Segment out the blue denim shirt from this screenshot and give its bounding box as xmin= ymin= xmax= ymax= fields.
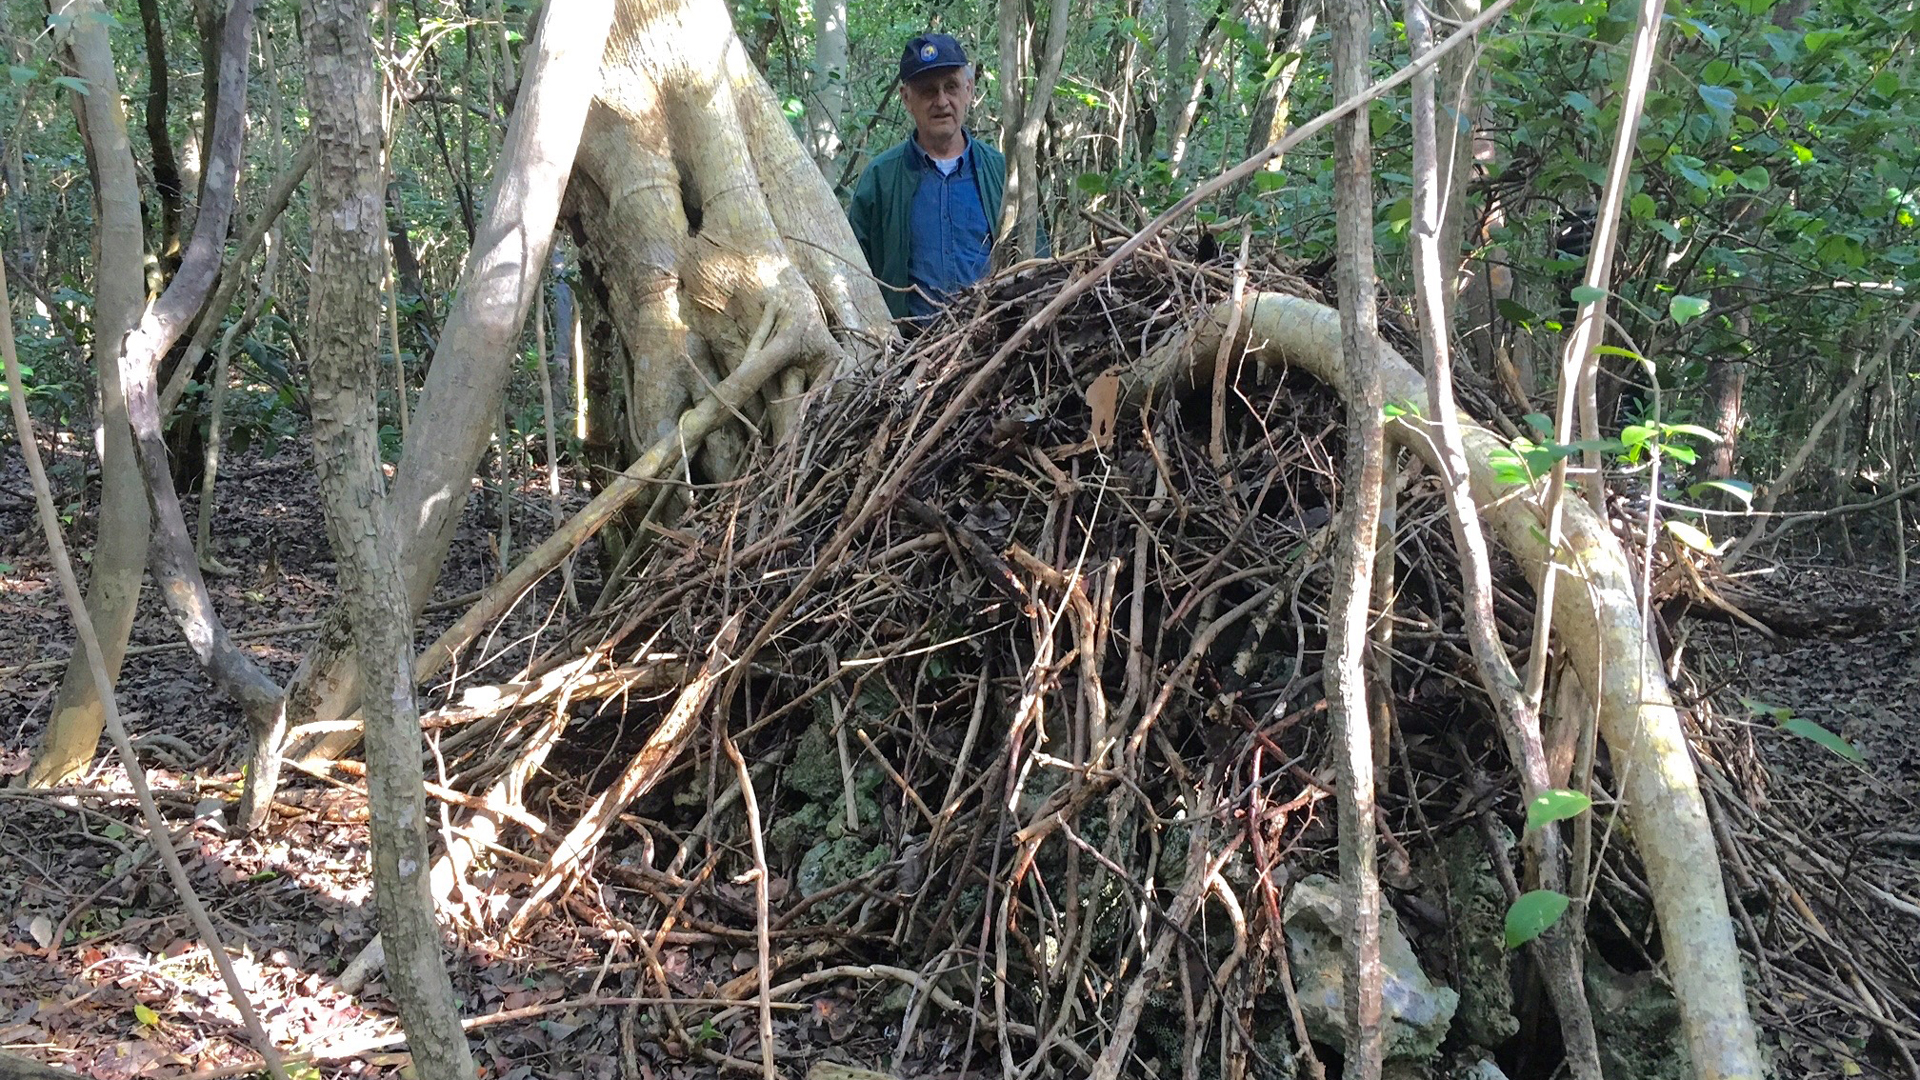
xmin=905 ymin=137 xmax=993 ymax=319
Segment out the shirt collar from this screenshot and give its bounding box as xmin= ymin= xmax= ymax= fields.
xmin=907 ymin=129 xmax=975 ymax=170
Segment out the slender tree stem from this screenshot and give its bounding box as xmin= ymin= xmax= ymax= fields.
xmin=1521 ymin=0 xmax=1667 ymax=707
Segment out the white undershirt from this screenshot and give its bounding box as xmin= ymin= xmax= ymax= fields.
xmin=933 ymin=154 xmax=962 ymax=176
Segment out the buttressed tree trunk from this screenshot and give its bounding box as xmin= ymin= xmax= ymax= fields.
xmin=276 ymin=0 xmax=887 ymax=770
xmin=27 ymin=0 xmax=153 ymax=788
xmin=564 ymin=0 xmax=890 ymax=481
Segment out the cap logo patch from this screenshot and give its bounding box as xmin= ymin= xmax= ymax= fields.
xmin=920 ymin=43 xmax=939 ymax=60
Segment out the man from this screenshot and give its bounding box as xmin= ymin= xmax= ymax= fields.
xmin=847 ymin=33 xmax=1043 ymax=321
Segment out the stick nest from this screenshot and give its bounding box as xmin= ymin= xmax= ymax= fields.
xmin=426 ymin=248 xmax=1914 ymax=1078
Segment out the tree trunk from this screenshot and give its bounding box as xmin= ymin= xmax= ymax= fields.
xmin=276 ymin=0 xmax=886 ymax=772
xmin=994 ymin=0 xmax=1070 ymax=266
xmin=1158 ymin=0 xmax=1190 ymax=159
xmin=561 ymin=0 xmax=888 ymax=477
xmin=804 ymin=0 xmax=847 ymax=172
xmin=1433 ymin=0 xmax=1479 ymax=311
xmin=300 ymin=0 xmax=480 ymax=1071
xmin=272 ymin=0 xmax=623 ymax=771
xmin=26 ymin=0 xmax=154 ymax=788
xmin=1327 ymin=0 xmax=1386 ymax=1071
xmin=137 ymin=0 xmax=184 ymax=271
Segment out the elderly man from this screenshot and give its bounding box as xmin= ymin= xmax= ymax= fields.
xmin=848 ymin=33 xmax=1042 ymax=321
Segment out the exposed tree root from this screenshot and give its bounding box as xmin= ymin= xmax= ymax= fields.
xmin=1130 ymin=291 xmax=1764 ymax=1080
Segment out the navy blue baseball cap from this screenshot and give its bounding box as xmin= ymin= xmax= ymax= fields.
xmin=899 ymin=33 xmax=969 ymax=83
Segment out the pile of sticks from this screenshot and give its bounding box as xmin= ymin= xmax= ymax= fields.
xmin=400 ymin=251 xmax=1905 ymax=1077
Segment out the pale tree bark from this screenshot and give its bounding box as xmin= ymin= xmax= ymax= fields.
xmin=994 ymin=0 xmax=1070 ymax=266
xmin=115 ymin=0 xmax=293 ymax=806
xmin=1405 ymin=0 xmax=1600 ymax=1073
xmin=1521 ymin=0 xmax=1666 ymax=703
xmin=1326 ymin=0 xmax=1385 ymax=1071
xmin=804 ymin=0 xmax=847 ymax=172
xmin=561 ymin=0 xmax=888 ymax=473
xmin=1166 ymin=0 xmax=1245 ymax=178
xmin=26 ymin=0 xmax=153 ymax=788
xmin=1433 ymin=0 xmax=1479 ymax=310
xmin=277 ymin=0 xmax=887 ymax=775
xmin=300 ymin=0 xmax=478 ymax=1073
xmin=1136 ymin=293 xmax=1766 ymax=1080
xmin=271 ymin=0 xmax=621 ymax=776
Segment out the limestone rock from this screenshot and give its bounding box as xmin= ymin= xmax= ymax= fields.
xmin=1284 ymin=873 xmax=1460 ymax=1060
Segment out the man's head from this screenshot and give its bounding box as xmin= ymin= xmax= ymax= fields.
xmin=898 ymin=33 xmax=974 ymax=155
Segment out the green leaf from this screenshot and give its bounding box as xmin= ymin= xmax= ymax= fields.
xmin=1781 ymin=717 xmax=1864 ymax=763
xmin=1736 ymin=166 xmax=1771 ymax=192
xmin=52 ymin=75 xmax=89 ymax=96
xmin=1669 ymin=295 xmax=1711 ymax=324
xmin=1629 ymin=192 xmax=1656 ymax=220
xmin=1505 ymin=889 xmax=1572 ymax=949
xmin=1740 ymin=696 xmax=1793 ymax=721
xmin=7 ymin=64 xmax=33 ymax=85
xmin=1802 ymin=28 xmax=1844 ymax=51
xmin=1570 ymin=285 xmax=1607 ymax=305
xmin=1688 ymin=478 xmax=1755 ymax=505
xmin=1523 ymin=412 xmax=1555 ymax=437
xmin=133 ymin=1003 xmax=160 ymax=1026
xmin=1665 ymin=520 xmax=1721 ymax=554
xmin=1697 ymin=84 xmax=1737 ymax=115
xmin=1075 ymin=171 xmax=1109 ymax=195
xmin=1496 ymin=298 xmax=1538 ymax=325
xmin=1661 ymin=422 xmax=1720 ymax=442
xmin=1525 ymin=788 xmax=1593 ymax=832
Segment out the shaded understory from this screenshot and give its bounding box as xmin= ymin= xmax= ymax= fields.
xmin=3 ymin=250 xmax=1917 ymax=1080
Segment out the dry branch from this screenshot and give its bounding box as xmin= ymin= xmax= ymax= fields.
xmin=1134 ymin=292 xmax=1764 ymax=1080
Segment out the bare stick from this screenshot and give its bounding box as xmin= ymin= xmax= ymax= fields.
xmin=1402 ymin=0 xmax=1601 ymax=1072
xmin=0 ymin=237 xmax=291 ymax=1080
xmin=720 ymin=723 xmax=777 ymax=1080
xmin=503 ymin=616 xmax=740 ymax=940
xmin=1520 ymin=0 xmax=1666 ymax=706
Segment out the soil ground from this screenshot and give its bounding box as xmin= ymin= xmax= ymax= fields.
xmin=3 ymin=426 xmax=1918 ymax=1079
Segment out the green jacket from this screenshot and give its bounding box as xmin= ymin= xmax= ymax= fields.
xmin=847 ymin=134 xmax=1008 ymax=320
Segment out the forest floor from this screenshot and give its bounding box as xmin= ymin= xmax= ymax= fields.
xmin=3 ymin=426 xmax=1919 ymax=1080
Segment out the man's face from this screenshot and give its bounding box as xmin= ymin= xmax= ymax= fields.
xmin=901 ymin=66 xmax=973 ymax=148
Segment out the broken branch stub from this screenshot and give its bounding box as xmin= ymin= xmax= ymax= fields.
xmin=1128 ymin=292 xmax=1763 ymax=1080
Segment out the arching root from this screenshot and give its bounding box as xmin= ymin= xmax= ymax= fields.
xmin=1129 ymin=292 xmax=1763 ymax=1080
